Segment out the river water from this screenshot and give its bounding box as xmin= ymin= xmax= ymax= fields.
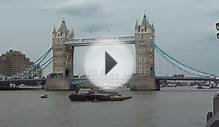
xmin=0 ymin=87 xmax=217 ymax=127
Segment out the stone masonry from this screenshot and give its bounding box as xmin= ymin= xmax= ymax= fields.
xmin=130 ymin=15 xmax=157 ymax=90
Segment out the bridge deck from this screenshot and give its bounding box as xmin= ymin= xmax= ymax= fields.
xmin=0 ymin=76 xmax=217 ymax=86
xmin=155 ymin=76 xmax=217 ymax=81
xmin=65 ymin=36 xmax=135 ymax=47
xmin=0 ymin=79 xmax=46 ymax=85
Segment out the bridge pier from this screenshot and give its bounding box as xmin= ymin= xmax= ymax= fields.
xmin=129 ymin=15 xmax=157 ymax=91
xmin=48 ymin=20 xmax=74 ymax=90
xmin=45 ymin=77 xmax=70 ymax=91
xmin=129 ymin=75 xmax=159 ymax=91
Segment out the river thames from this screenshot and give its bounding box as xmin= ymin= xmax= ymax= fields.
xmin=0 ymin=87 xmax=217 ymax=127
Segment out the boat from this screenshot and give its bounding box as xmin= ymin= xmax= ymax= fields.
xmin=69 ymin=93 xmax=131 ymax=102
xmin=110 ymin=96 xmax=132 ymax=101
xmin=196 ymin=85 xmax=205 ymax=89
xmin=196 ymin=85 xmax=219 ymax=89
xmin=40 ymin=94 xmax=48 ymax=98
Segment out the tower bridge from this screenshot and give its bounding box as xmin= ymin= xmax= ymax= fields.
xmin=0 ymin=14 xmax=217 ymax=91
xmin=50 ymin=14 xmax=156 ymax=91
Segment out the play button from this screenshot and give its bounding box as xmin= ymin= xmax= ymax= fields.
xmin=83 ymin=39 xmax=135 ymax=89
xmin=105 ymin=52 xmax=117 ymax=75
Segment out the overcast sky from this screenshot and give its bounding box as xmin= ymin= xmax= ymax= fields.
xmin=0 ymin=0 xmax=219 ymax=76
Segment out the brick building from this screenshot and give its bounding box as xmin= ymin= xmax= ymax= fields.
xmin=0 ymin=50 xmax=40 ymax=76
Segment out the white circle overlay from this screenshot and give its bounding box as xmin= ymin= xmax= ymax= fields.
xmin=83 ymin=39 xmax=135 ymax=89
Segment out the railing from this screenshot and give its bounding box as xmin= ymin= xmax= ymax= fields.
xmin=155 ymin=76 xmax=217 ymax=81
xmin=66 ymin=35 xmax=135 ymax=45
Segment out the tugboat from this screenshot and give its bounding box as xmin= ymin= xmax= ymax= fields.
xmin=40 ymin=94 xmax=48 ymax=98
xmin=196 ymin=85 xmax=205 ymax=89
xmin=109 ymin=95 xmax=132 ymax=101
xmin=69 ymin=88 xmax=131 ymax=102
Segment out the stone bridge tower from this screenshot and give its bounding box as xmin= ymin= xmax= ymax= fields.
xmin=52 ymin=20 xmax=74 ymax=77
xmin=130 ymin=15 xmax=158 ymax=90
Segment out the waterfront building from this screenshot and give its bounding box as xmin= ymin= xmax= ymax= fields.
xmin=0 ymin=50 xmax=41 ymax=77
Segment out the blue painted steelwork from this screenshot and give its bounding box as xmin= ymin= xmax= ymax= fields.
xmin=69 ymin=78 xmax=89 ymax=85
xmin=154 ymin=44 xmax=216 ymax=77
xmin=5 ymin=48 xmax=53 ymax=80
xmin=1 ymin=35 xmax=216 ymax=83
xmin=155 ymin=76 xmax=217 ymax=81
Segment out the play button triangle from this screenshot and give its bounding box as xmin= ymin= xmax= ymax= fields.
xmin=105 ymin=51 xmax=117 ymax=75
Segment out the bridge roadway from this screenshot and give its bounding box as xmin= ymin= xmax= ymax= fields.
xmin=69 ymin=76 xmax=219 ymax=85
xmin=0 ymin=79 xmax=46 ymax=86
xmin=155 ymin=76 xmax=218 ymax=81
xmin=65 ymin=36 xmax=135 ymax=47
xmin=0 ymin=76 xmax=218 ymax=86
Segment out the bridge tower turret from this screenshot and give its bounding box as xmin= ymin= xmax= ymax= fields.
xmin=130 ymin=14 xmax=158 ymax=90
xmin=52 ymin=20 xmax=74 ymax=78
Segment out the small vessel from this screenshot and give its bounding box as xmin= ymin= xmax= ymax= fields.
xmin=196 ymin=85 xmax=205 ymax=89
xmin=41 ymin=94 xmax=48 ymax=98
xmin=40 ymin=81 xmax=48 ymax=99
xmin=69 ymin=88 xmax=131 ymax=102
xmin=110 ymin=95 xmax=132 ymax=101
xmin=69 ymin=93 xmax=131 ymax=102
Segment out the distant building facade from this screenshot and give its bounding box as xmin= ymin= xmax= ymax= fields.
xmin=0 ymin=57 xmax=7 ymax=75
xmin=0 ymin=50 xmax=41 ymax=77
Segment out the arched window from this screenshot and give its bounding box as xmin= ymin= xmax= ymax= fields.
xmin=139 ymin=66 xmax=143 ymax=73
xmin=150 ymin=67 xmax=154 ymax=76
xmin=141 ymin=28 xmax=144 ymax=32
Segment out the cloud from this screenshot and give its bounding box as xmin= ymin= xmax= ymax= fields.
xmin=81 ymin=24 xmax=107 ymax=32
xmin=42 ymin=0 xmax=119 ymax=36
xmin=207 ymin=9 xmax=219 ymax=18
xmin=0 ymin=0 xmax=13 ymax=3
xmin=43 ymin=0 xmax=109 ymax=18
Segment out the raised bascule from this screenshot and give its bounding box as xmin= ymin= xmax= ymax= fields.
xmin=49 ymin=14 xmax=158 ymax=91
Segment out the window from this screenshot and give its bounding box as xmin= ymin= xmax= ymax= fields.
xmin=138 ymin=47 xmax=146 ymax=52
xmin=138 ymin=56 xmax=146 ymax=62
xmin=138 ymin=65 xmax=143 ymax=73
xmin=141 ymin=28 xmax=144 ymax=32
xmin=150 ymin=67 xmax=154 ymax=76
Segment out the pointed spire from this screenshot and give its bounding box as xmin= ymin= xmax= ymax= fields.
xmin=70 ymin=28 xmax=74 ymax=34
xmin=151 ymin=22 xmax=155 ymax=31
xmin=52 ymin=25 xmax=56 ymax=33
xmin=135 ymin=20 xmax=138 ymax=28
xmin=151 ymin=22 xmax=154 ymax=28
xmin=70 ymin=28 xmax=74 ymax=38
xmin=141 ymin=14 xmax=147 ymax=26
xmin=57 ymin=20 xmax=68 ymax=33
